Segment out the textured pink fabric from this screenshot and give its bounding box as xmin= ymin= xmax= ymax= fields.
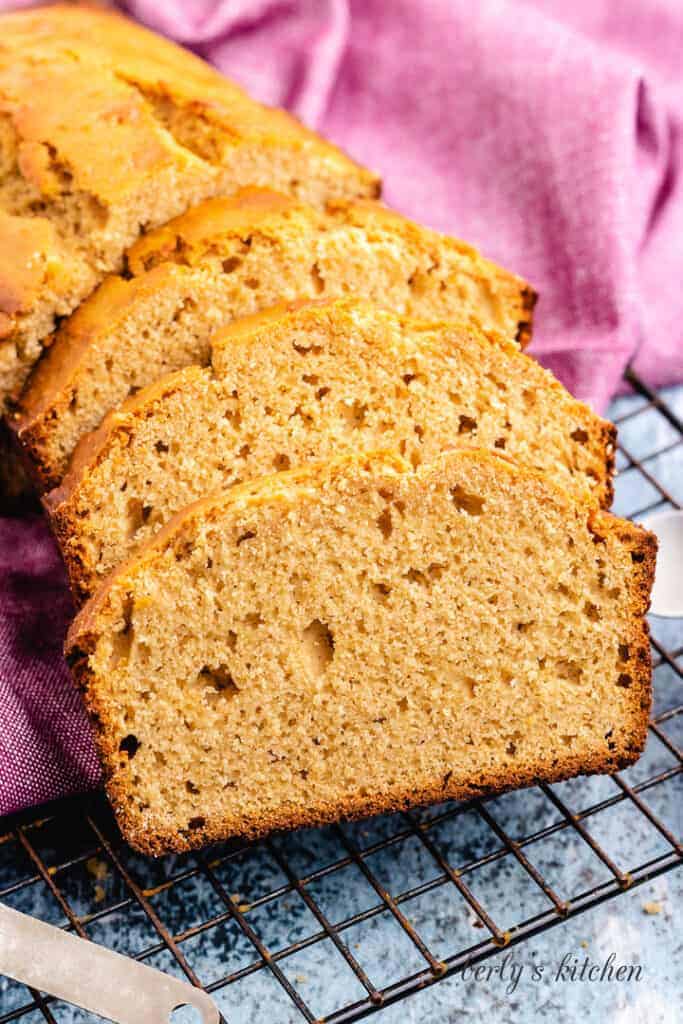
xmin=1 ymin=0 xmax=682 ymax=815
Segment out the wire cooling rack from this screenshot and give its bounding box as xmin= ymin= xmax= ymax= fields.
xmin=0 ymin=369 xmax=681 ymax=1024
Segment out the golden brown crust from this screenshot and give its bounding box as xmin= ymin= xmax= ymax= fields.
xmin=125 ymin=188 xmax=300 ymax=274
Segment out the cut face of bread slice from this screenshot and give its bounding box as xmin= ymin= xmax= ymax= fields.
xmin=46 ymin=299 xmax=613 ymax=603
xmin=65 ymin=450 xmax=655 ymax=856
xmin=12 ymin=189 xmax=534 ymax=491
xmin=0 ymin=6 xmax=378 ymax=426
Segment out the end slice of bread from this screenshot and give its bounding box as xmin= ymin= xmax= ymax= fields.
xmin=66 ymin=449 xmax=655 ymax=856
xmin=12 ymin=188 xmax=534 ymax=492
xmin=46 ymin=299 xmax=613 ymax=603
xmin=0 ymin=3 xmax=378 ymax=446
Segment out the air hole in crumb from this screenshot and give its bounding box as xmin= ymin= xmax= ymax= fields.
xmin=316 ymin=386 xmax=330 ymax=400
xmin=340 ymin=399 xmax=367 ymax=428
xmin=199 ymin=665 xmax=239 ymax=699
xmin=402 ymin=373 xmax=416 ymax=386
xmin=404 ymin=567 xmax=428 ymax=587
xmin=561 ymin=735 xmax=576 ymax=747
xmin=494 ymin=437 xmax=506 ymax=449
xmin=458 ymin=414 xmax=478 ymax=435
xmin=244 ymin=277 xmax=259 ymax=289
xmin=377 ymin=507 xmax=393 ymax=540
xmin=154 ymin=439 xmax=169 ymax=454
xmin=293 ymin=341 xmax=322 ymax=356
xmin=224 ymin=405 xmax=241 ymax=429
xmin=631 ymin=550 xmax=645 ymax=563
xmin=310 ymin=261 xmax=325 ymax=293
xmin=222 ymin=256 xmax=241 ymax=273
xmin=617 ymin=673 xmax=633 ymax=688
xmin=608 ymin=587 xmax=621 ymax=600
xmin=301 ymin=619 xmax=335 ymax=677
xmin=236 ymin=530 xmax=256 ymax=546
xmin=172 ymin=298 xmax=196 ymax=322
xmin=583 ymin=601 xmax=601 ymax=622
xmin=109 ymin=603 xmax=134 ymax=668
xmin=125 ymin=498 xmax=151 ymax=539
xmin=570 ymin=428 xmax=589 ymax=444
xmin=290 ymin=403 xmax=314 ymax=426
xmin=174 ymin=538 xmax=194 ymax=562
xmin=273 ymin=453 xmax=291 ymax=472
xmin=397 ymin=696 xmax=409 ymax=712
xmin=188 ymin=817 xmax=205 ymax=830
xmin=463 ymin=677 xmax=477 ymax=699
xmin=119 ymin=734 xmax=140 ymax=759
xmin=185 ymin=780 xmax=200 ymax=794
xmin=506 ymin=741 xmax=517 ymax=756
xmin=556 ymin=659 xmax=583 ymax=684
xmin=372 ymin=582 xmax=392 ymax=600
xmin=618 ymin=644 xmax=630 ymax=661
xmin=405 ymin=562 xmax=446 ymax=587
xmin=245 ymin=613 xmax=264 ymax=628
xmin=450 ymin=485 xmax=484 ymax=515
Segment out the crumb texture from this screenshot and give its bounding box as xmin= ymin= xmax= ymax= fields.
xmin=49 ymin=299 xmax=612 ymax=600
xmin=14 ymin=191 xmax=532 ymax=490
xmin=67 ymin=451 xmax=654 ymax=855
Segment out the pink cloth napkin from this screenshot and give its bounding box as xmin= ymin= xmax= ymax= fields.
xmin=1 ymin=0 xmax=683 ymax=816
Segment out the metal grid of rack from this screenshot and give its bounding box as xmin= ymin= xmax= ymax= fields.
xmin=0 ymin=369 xmax=681 ymax=1024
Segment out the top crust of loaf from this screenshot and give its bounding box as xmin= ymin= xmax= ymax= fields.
xmin=0 ymin=6 xmax=378 ymax=402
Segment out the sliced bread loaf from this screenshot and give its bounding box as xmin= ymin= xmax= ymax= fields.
xmin=12 ymin=189 xmax=534 ymax=492
xmin=65 ymin=449 xmax=655 ymax=855
xmin=46 ymin=299 xmax=613 ymax=603
xmin=0 ymin=5 xmax=377 ymax=424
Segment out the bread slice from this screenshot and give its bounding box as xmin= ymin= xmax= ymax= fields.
xmin=11 ymin=189 xmax=535 ymax=492
xmin=0 ymin=5 xmax=378 ymax=424
xmin=46 ymin=299 xmax=613 ymax=604
xmin=65 ymin=449 xmax=655 ymax=856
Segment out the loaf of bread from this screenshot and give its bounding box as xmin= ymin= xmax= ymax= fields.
xmin=0 ymin=5 xmax=377 ymax=431
xmin=65 ymin=450 xmax=655 ymax=855
xmin=12 ymin=188 xmax=534 ymax=492
xmin=47 ymin=299 xmax=613 ymax=603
